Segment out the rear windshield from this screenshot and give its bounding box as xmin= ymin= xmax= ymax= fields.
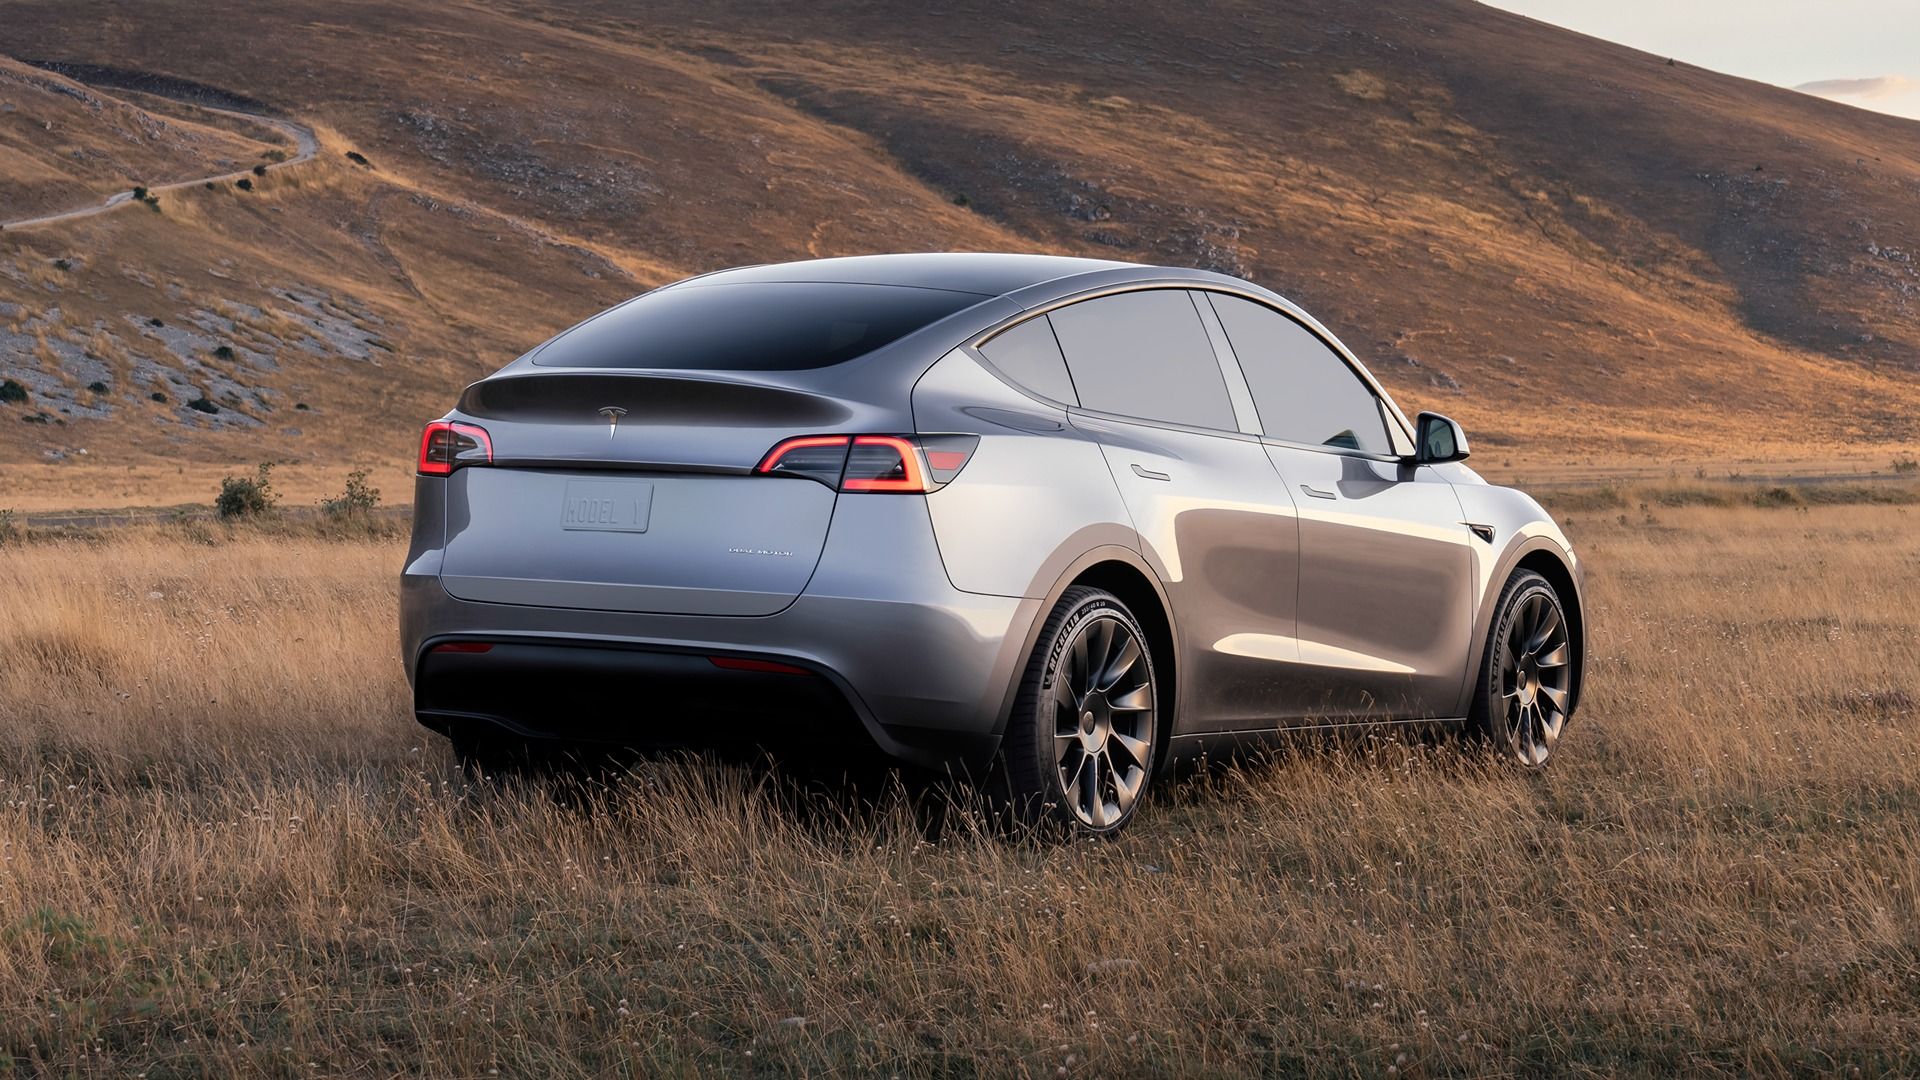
xmin=530 ymin=281 xmax=987 ymax=370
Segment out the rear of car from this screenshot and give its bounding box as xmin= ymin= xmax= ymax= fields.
xmin=400 ymin=275 xmax=1046 ymax=769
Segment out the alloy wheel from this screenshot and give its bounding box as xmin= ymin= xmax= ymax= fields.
xmin=1498 ymin=589 xmax=1571 ymax=766
xmin=1051 ymin=612 xmax=1156 ymax=828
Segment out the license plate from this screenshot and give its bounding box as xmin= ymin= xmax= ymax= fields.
xmin=559 ymin=480 xmax=653 ymax=533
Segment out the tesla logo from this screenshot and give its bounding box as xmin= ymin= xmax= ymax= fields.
xmin=597 ymin=406 xmax=627 ymax=439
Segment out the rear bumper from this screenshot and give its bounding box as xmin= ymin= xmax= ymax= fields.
xmin=416 ymin=641 xmax=877 ymax=756
xmin=401 ymin=490 xmax=1043 ymax=771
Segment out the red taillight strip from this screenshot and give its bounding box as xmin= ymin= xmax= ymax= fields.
xmin=755 ymin=434 xmax=850 ymax=474
xmin=841 ymin=435 xmax=930 ymax=493
xmin=431 ymin=641 xmax=494 ymax=654
xmin=460 ymin=422 xmax=493 ymax=460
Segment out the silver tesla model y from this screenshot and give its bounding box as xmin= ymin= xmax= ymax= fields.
xmin=401 ymin=253 xmax=1584 ymax=833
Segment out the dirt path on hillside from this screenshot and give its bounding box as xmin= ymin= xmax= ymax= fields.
xmin=1 ymin=99 xmax=318 ymax=231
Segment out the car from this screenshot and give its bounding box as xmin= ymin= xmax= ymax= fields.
xmin=400 ymin=253 xmax=1584 ymax=833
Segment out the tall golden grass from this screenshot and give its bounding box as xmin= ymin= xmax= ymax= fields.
xmin=1 ymin=496 xmax=1917 ymax=1075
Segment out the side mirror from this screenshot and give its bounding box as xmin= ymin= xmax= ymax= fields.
xmin=1414 ymin=412 xmax=1470 ymax=465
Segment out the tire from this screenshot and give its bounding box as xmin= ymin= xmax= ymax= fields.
xmin=997 ymin=586 xmax=1160 ymax=835
xmin=1468 ymin=570 xmax=1574 ymax=766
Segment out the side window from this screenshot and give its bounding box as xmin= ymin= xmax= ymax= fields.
xmin=1206 ymin=293 xmax=1393 ymax=454
xmin=1046 ymin=290 xmax=1236 ymax=430
xmin=978 ymin=316 xmax=1077 ymax=405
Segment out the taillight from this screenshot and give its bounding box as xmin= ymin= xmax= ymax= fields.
xmin=916 ymin=434 xmax=981 ymax=486
xmin=418 ymin=420 xmax=492 ymax=476
xmin=842 ymin=435 xmax=928 ymax=492
xmin=756 ymin=435 xmax=850 ymax=487
xmin=755 ymin=434 xmax=978 ymax=493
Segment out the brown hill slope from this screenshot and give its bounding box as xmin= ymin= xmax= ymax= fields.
xmin=2 ymin=0 xmax=1918 ymax=508
xmin=0 ymin=57 xmax=288 ymax=219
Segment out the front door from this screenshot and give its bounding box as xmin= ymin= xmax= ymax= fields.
xmin=1200 ymin=290 xmax=1475 ymax=722
xmin=1264 ymin=446 xmax=1473 ymax=719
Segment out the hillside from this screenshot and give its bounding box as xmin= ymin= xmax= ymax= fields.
xmin=3 ymin=0 xmax=1919 ymax=509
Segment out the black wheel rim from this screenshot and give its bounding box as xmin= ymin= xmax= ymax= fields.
xmin=1051 ymin=612 xmax=1155 ymax=828
xmin=1499 ymin=591 xmax=1571 ymax=766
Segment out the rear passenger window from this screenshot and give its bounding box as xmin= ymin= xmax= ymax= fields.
xmin=1046 ymin=291 xmax=1236 ymax=430
xmin=1206 ymin=293 xmax=1392 ymax=454
xmin=979 ymin=317 xmax=1077 ymax=404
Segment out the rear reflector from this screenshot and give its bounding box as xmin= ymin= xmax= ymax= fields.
xmin=431 ymin=641 xmax=494 ymax=654
xmin=917 ymin=434 xmax=980 ymax=485
xmin=709 ymin=655 xmax=812 ymax=675
xmin=419 ymin=420 xmax=493 ymax=476
xmin=754 ymin=433 xmax=977 ymax=492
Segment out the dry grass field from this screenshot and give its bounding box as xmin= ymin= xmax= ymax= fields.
xmin=2 ymin=485 xmax=1917 ymax=1076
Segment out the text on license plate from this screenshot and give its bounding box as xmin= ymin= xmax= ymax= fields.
xmin=560 ymin=480 xmax=653 ymax=533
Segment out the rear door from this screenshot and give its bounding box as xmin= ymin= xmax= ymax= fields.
xmin=1203 ymin=292 xmax=1475 ymax=721
xmin=1046 ymin=289 xmax=1303 ymax=733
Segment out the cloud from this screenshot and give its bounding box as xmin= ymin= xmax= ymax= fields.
xmin=1794 ymin=75 xmax=1914 ymax=100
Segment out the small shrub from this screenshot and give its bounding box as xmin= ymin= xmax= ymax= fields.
xmin=187 ymin=396 xmax=220 ymax=415
xmin=1894 ymin=457 xmax=1919 ymax=475
xmin=0 ymin=379 xmax=27 ymax=405
xmin=150 ymin=391 xmax=168 ymax=404
xmin=321 ymin=469 xmax=381 ymax=518
xmin=0 ymin=508 xmax=19 ymax=545
xmin=345 ymin=150 xmax=371 ymax=167
xmin=951 ymin=192 xmax=971 ymax=208
xmin=294 ymin=402 xmax=310 ymax=411
xmin=87 ymin=380 xmax=109 ymax=394
xmin=235 ymin=178 xmax=253 ymax=192
xmin=1751 ymin=486 xmax=1800 ymax=508
xmin=53 ymin=258 xmax=73 ymax=272
xmin=215 ymin=462 xmax=279 ymax=519
xmin=21 ymin=413 xmax=50 ymax=424
xmin=252 ymin=164 xmax=268 ymax=177
xmin=147 ymin=316 xmax=165 ymax=327
xmin=131 ymin=186 xmax=149 ymax=202
xmin=213 ymin=345 xmax=236 ymax=362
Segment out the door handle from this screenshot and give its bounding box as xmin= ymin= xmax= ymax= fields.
xmin=1300 ymin=484 xmax=1336 ymax=500
xmin=1131 ymin=463 xmax=1171 ymax=481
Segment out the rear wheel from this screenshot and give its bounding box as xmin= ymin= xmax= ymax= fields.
xmin=998 ymin=586 xmax=1159 ymax=835
xmin=1470 ymin=570 xmax=1574 ymax=766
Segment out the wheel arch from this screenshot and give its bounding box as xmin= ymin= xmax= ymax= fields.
xmin=1479 ymin=542 xmax=1585 ymax=717
xmin=989 ymin=546 xmax=1180 ymax=769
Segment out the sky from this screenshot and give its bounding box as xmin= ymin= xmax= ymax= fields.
xmin=1480 ymin=1 xmax=1920 ymax=121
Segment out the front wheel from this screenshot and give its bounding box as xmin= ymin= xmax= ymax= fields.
xmin=1469 ymin=570 xmax=1574 ymax=766
xmin=996 ymin=586 xmax=1160 ymax=835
